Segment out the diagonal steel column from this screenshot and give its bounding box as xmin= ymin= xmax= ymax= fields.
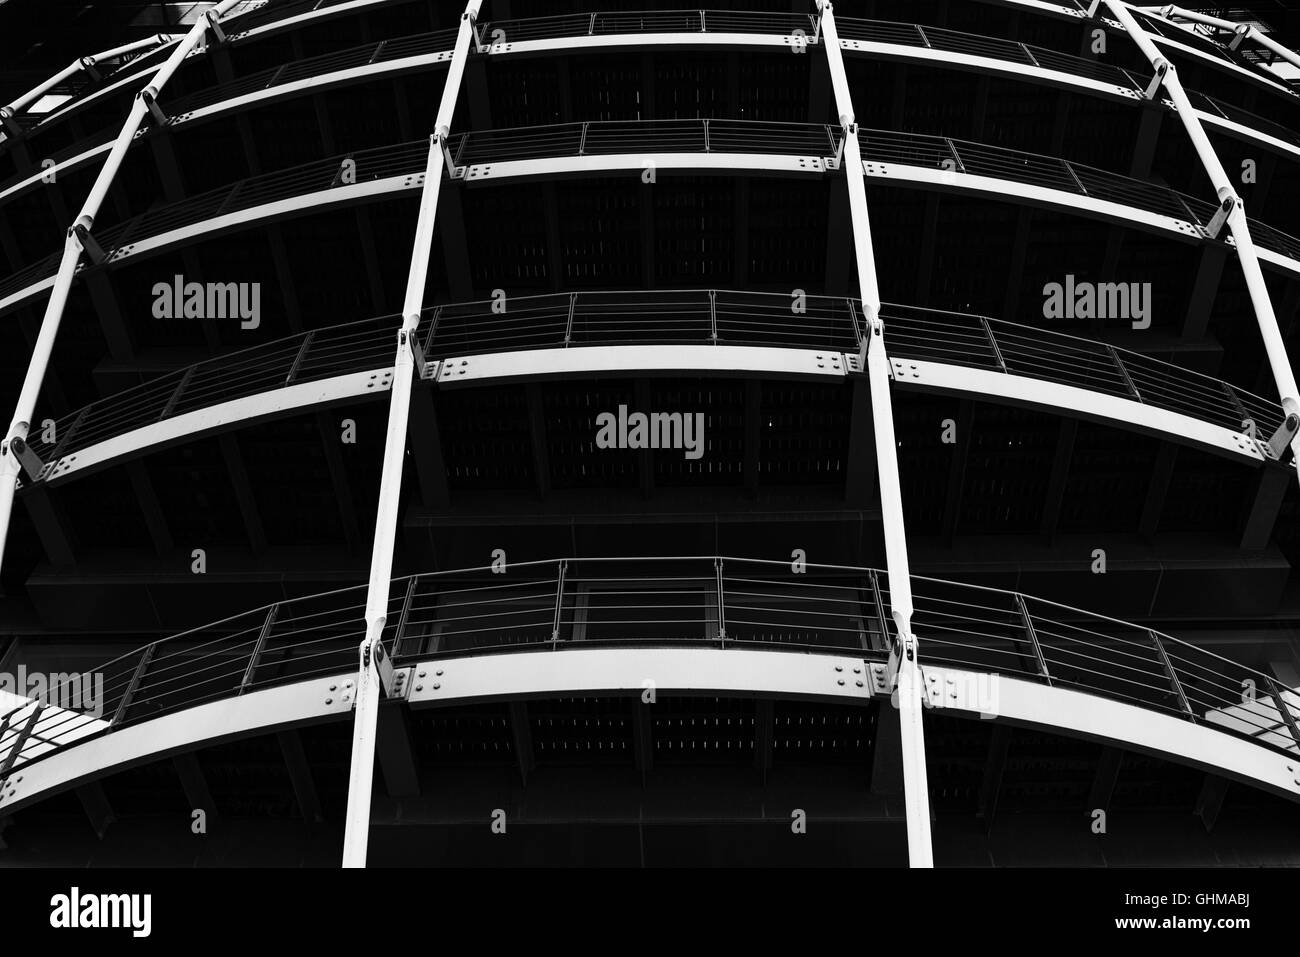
xmin=818 ymin=0 xmax=933 ymax=868
xmin=341 ymin=0 xmax=481 ymax=870
xmin=1098 ymin=1 xmax=1300 ymax=477
xmin=0 ymin=1 xmax=245 ymax=576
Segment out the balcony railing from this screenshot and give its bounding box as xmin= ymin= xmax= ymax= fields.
xmin=474 ymin=10 xmax=817 ymax=45
xmin=2 ymin=557 xmax=1297 ymax=779
xmin=836 ymin=17 xmax=1300 ymax=149
xmin=6 ymin=116 xmax=1299 ymax=312
xmin=20 ymin=291 xmax=1282 ymax=474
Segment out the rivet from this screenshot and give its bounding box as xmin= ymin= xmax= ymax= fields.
xmin=433 ymin=683 xmax=441 ymax=690
xmin=856 ymin=681 xmax=864 ymax=687
xmin=415 ymin=685 xmax=423 ymax=692
xmin=329 ymin=684 xmax=337 ymax=691
xmin=837 ymin=679 xmax=845 ymax=686
xmin=436 ymin=670 xmax=443 ymax=676
xmin=325 ymin=698 xmax=333 ymax=705
xmin=835 ymin=665 xmax=843 ymax=672
xmin=949 ymin=692 xmax=957 ymax=699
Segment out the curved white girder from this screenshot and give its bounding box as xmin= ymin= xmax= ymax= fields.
xmin=7 ymin=13 xmax=1298 ymax=213
xmin=28 ymin=342 xmax=1276 ymax=491
xmin=4 ymin=141 xmax=1299 ymax=321
xmin=2 ymin=647 xmax=1296 ymax=818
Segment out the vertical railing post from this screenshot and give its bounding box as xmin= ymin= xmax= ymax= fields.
xmin=158 ymin=365 xmax=196 ymax=421
xmin=578 ymin=120 xmax=588 ymax=156
xmin=1221 ymin=381 xmax=1251 ymax=430
xmin=391 ymin=578 xmax=418 ymax=656
xmin=1151 ymin=631 xmax=1195 ymax=720
xmin=703 ymin=117 xmax=710 ymax=153
xmin=422 ymin=305 xmax=442 ymax=356
xmin=284 ymin=330 xmax=316 ymax=386
xmin=715 ymin=557 xmax=726 ymax=646
xmin=564 ymin=293 xmax=577 ymax=346
xmin=112 ymin=644 xmax=156 ymax=728
xmin=980 ymin=317 xmax=1008 ymax=373
xmin=868 ymin=569 xmax=890 ymax=653
xmin=1014 ymin=594 xmax=1052 ymax=685
xmin=551 ymin=559 xmax=568 ymax=649
xmin=1063 ymin=159 xmax=1087 ymax=196
xmin=709 ymin=289 xmax=718 ymax=343
xmin=1107 ymin=345 xmax=1142 ymax=402
xmin=239 ymin=604 xmax=279 ymax=694
xmin=944 ymin=137 xmax=965 ymax=173
xmin=0 ymin=705 xmax=43 ymax=776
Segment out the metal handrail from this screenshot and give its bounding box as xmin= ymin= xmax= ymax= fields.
xmin=5 ymin=118 xmax=1298 ymax=309
xmin=18 ymin=290 xmax=1283 ymax=473
xmin=2 ymin=555 xmax=1296 ymax=777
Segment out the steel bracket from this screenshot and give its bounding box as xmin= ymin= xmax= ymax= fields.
xmin=1267 ymin=411 xmax=1299 ymax=462
xmin=1205 ymin=194 xmax=1235 ymax=240
xmin=5 ymin=437 xmax=44 ymax=483
xmin=69 ymin=223 xmax=106 ymax=265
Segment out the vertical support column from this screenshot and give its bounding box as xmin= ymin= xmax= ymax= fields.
xmin=819 ymin=0 xmax=932 ymax=868
xmin=342 ymin=0 xmax=482 ymax=870
xmin=1098 ymin=0 xmax=1300 ymax=479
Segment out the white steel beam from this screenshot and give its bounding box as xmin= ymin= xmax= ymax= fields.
xmin=819 ymin=0 xmax=932 ymax=868
xmin=1099 ymin=0 xmax=1300 ymax=479
xmin=0 ymin=0 xmax=246 ymax=577
xmin=341 ymin=0 xmax=481 ymax=870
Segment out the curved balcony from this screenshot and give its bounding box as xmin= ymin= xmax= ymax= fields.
xmin=17 ymin=291 xmax=1284 ymax=490
xmin=4 ymin=120 xmax=1300 ymax=321
xmin=833 ymin=18 xmax=1300 ymax=157
xmin=0 ymin=0 xmax=414 ymax=156
xmin=1 ymin=556 xmax=1297 ymax=816
xmin=0 ymin=29 xmax=460 ymax=209
xmin=7 ymin=9 xmax=1298 ymax=217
